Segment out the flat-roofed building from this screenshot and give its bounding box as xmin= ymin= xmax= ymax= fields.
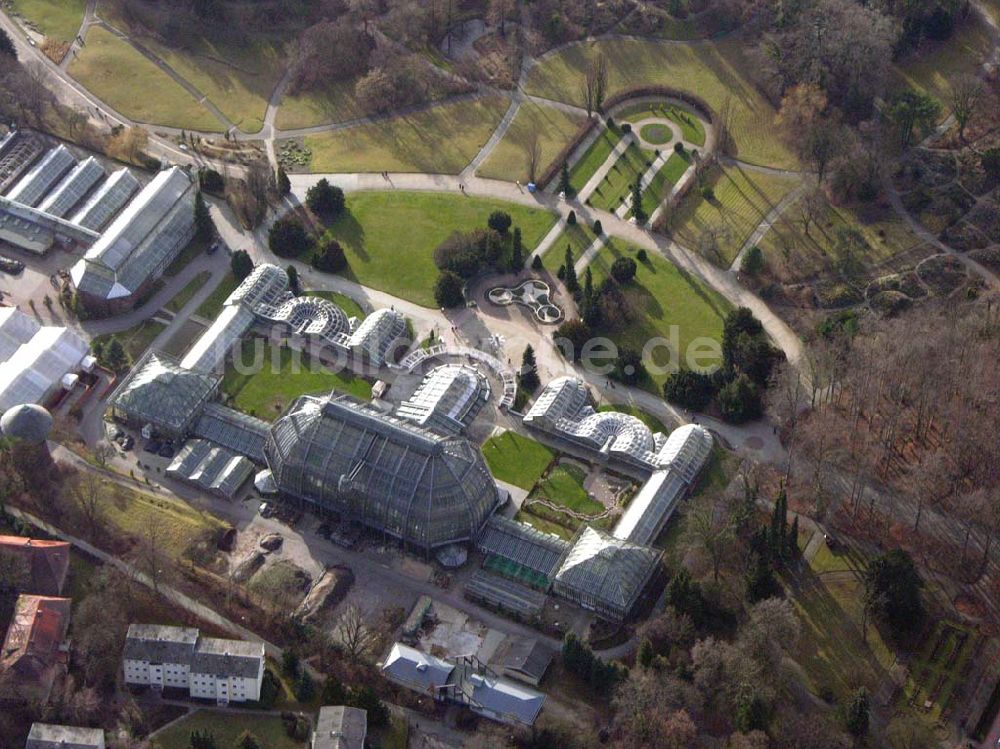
xmin=26 ymin=724 xmax=105 ymax=749
xmin=313 ymin=706 xmax=366 ymax=749
xmin=0 ymin=307 xmax=90 ymax=411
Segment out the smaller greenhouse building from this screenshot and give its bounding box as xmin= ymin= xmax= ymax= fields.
xmin=551 ymin=526 xmax=662 ymax=622
xmin=109 ymin=351 xmax=219 ymax=439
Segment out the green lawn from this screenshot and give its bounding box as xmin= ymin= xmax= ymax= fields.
xmin=481 ymin=431 xmax=555 ymax=490
xmin=9 ymin=0 xmax=86 ymax=42
xmin=222 ymin=338 xmax=372 ymax=420
xmin=638 ymin=150 xmax=692 ymax=218
xmin=639 ymin=123 xmax=672 ymax=145
xmin=277 ymin=78 xmax=380 ymax=130
xmin=515 ymin=509 xmax=575 ymax=540
xmin=545 ymin=221 xmax=599 ymax=261
xmin=297 ymin=96 xmax=509 ymax=174
xmin=306 ymin=290 xmax=366 ymax=320
xmin=569 ymin=127 xmax=622 ymax=194
xmin=525 ymin=39 xmax=797 ymax=169
xmin=165 ymin=272 xmax=211 ymax=313
xmin=522 ymin=462 xmax=607 ymax=536
xmin=590 ymin=241 xmax=732 ymax=386
xmin=195 ymin=272 xmax=240 ymax=319
xmin=757 ymin=195 xmax=924 ymax=284
xmin=792 ymin=547 xmax=899 ymax=705
xmin=477 ymin=101 xmax=589 ymax=182
xmin=669 ymin=165 xmax=803 ymax=266
xmin=95 ymin=480 xmax=227 ymax=561
xmin=597 ymin=404 xmax=673 ymax=435
xmin=614 ymin=102 xmax=707 ymax=147
xmin=68 ymin=26 xmax=222 ymax=132
xmin=141 ymin=37 xmax=283 ymax=134
xmin=316 ymin=191 xmax=557 ymax=307
xmin=93 ymin=319 xmax=165 ymax=363
xmin=153 ymin=709 xmax=304 ymax=749
xmin=587 ymin=141 xmax=651 ymax=213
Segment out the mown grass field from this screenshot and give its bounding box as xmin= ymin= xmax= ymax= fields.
xmin=587 ymin=141 xmax=650 ymax=213
xmin=481 ymin=430 xmax=555 ymax=490
xmin=589 ymin=241 xmax=732 ymax=386
xmin=143 ymin=36 xmax=285 ymax=133
xmin=68 ymin=26 xmax=222 ymax=131
xmin=525 ymin=39 xmax=797 ymax=169
xmin=277 ymin=78 xmax=386 ymax=130
xmin=639 ymin=150 xmax=691 ymax=217
xmin=97 ymin=480 xmax=227 ymax=560
xmin=300 ymin=96 xmax=509 ymax=174
xmin=477 ymin=101 xmax=588 ymax=182
xmin=529 ymin=463 xmax=604 ymax=515
xmin=669 ymin=165 xmax=803 ymax=266
xmin=569 ymin=127 xmax=623 ymax=195
xmin=792 ymin=544 xmax=899 ymax=705
xmin=317 ymin=191 xmax=556 ymax=307
xmin=154 ymin=710 xmax=304 ymax=749
xmin=617 ymin=101 xmax=707 ymax=146
xmin=757 ymin=196 xmax=925 ymax=283
xmin=9 ymin=0 xmax=86 ymax=42
xmin=545 ymin=221 xmax=599 ymax=261
xmin=222 ymin=338 xmax=372 ymax=420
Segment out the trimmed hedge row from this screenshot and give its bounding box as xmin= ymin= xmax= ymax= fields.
xmin=604 ymin=85 xmax=718 ymax=134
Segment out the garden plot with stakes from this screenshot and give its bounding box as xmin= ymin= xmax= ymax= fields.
xmin=901 ymin=620 xmax=979 ymax=723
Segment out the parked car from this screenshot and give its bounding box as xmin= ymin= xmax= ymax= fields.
xmin=120 ymin=435 xmax=134 ymax=451
xmin=258 ymin=502 xmax=270 ymax=517
xmin=207 ymin=241 xmax=219 ymax=254
xmin=0 ymin=256 xmax=24 ymax=275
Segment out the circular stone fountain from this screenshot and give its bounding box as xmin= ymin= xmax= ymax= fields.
xmin=487 ymin=279 xmax=563 ymax=324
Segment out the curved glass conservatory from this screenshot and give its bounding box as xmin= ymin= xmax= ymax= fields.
xmin=265 ymin=393 xmax=502 ymax=552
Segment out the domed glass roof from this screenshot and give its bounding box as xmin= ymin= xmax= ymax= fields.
xmin=0 ymin=403 xmax=53 ymax=443
xmin=265 ymin=393 xmax=501 ymax=551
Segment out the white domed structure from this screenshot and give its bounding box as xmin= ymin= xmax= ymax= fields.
xmin=0 ymin=403 xmax=54 ymax=444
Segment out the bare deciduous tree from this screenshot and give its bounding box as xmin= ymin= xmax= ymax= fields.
xmin=524 ymin=132 xmax=542 ymax=183
xmin=67 ymin=471 xmax=105 ymax=539
xmin=949 ymin=73 xmax=984 ymax=141
xmin=333 ymin=603 xmax=380 ymax=662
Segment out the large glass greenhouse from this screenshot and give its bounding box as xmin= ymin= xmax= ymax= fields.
xmin=265 ymin=393 xmax=503 ymax=552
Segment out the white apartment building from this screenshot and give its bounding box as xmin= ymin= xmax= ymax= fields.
xmin=123 ymin=624 xmax=265 ymax=704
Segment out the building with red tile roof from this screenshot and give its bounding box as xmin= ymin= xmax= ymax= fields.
xmin=0 ymin=594 xmax=71 ymax=703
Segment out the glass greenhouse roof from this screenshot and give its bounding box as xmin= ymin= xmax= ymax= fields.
xmin=38 ymin=157 xmax=104 ymax=218
xmin=112 ymin=351 xmax=219 ymax=434
xmin=552 ymin=526 xmax=661 ymax=620
xmin=71 ymin=168 xmax=140 ymax=231
xmin=265 ymin=393 xmax=501 ymax=550
xmin=6 ymin=145 xmax=76 ymax=207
